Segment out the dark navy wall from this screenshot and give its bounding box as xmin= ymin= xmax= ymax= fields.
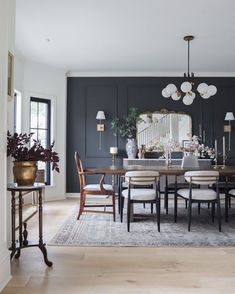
xmin=67 ymin=77 xmax=235 ymax=192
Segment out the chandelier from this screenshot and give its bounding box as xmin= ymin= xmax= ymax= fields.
xmin=162 ymin=35 xmax=217 ymax=106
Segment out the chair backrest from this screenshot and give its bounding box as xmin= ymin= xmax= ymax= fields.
xmin=184 ymin=170 xmax=219 ymax=185
xmin=125 ymin=171 xmax=159 ymax=186
xmin=181 ymin=154 xmax=199 ymax=168
xmin=74 ymin=152 xmax=86 ymax=187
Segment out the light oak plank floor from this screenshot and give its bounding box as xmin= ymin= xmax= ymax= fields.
xmin=2 ymin=198 xmax=235 ymax=294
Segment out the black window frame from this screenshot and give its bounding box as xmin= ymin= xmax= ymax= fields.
xmin=30 ymin=97 xmax=51 ymax=185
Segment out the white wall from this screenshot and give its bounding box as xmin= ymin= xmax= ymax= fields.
xmin=0 ymin=0 xmax=15 ymax=291
xmin=19 ymin=60 xmax=67 ymax=201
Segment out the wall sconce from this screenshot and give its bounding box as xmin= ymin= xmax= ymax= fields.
xmin=96 ymin=111 xmax=106 ymax=150
xmin=224 ymin=112 xmax=235 ymax=151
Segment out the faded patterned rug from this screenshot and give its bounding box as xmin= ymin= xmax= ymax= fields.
xmin=49 ymin=201 xmax=235 ymax=247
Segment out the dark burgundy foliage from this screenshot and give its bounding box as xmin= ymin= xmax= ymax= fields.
xmin=7 ymin=131 xmax=60 ymax=172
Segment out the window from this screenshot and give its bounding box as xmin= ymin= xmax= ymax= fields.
xmin=30 ymin=97 xmax=51 ymax=185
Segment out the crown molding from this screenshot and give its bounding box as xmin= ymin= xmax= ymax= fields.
xmin=67 ymin=71 xmax=235 ymax=78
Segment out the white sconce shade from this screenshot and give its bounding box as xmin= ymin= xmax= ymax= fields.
xmin=225 ymin=112 xmax=235 ymax=121
xmin=96 ymin=111 xmax=106 ymax=120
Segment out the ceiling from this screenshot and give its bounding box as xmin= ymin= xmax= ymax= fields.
xmin=15 ymin=0 xmax=235 ymax=75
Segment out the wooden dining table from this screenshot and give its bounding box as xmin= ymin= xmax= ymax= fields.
xmin=85 ymin=164 xmax=235 ymax=214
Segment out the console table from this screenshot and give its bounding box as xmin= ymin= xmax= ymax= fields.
xmin=7 ymin=183 xmax=52 ymax=267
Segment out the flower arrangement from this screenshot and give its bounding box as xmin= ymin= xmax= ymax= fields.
xmin=7 ymin=131 xmax=60 ymax=172
xmin=186 ymin=135 xmax=215 ymax=159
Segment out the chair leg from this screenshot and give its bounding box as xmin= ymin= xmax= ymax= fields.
xmin=77 ymin=193 xmax=84 ymax=220
xmin=157 ymin=195 xmax=161 ymax=232
xmin=217 ymin=200 xmax=222 ymax=232
xmin=112 ymin=193 xmax=116 ymax=222
xmin=185 ymin=199 xmax=187 ymax=209
xmin=198 ymin=203 xmax=201 ymax=215
xmin=143 ymin=203 xmax=146 ymax=209
xmin=174 ymin=194 xmax=178 ymax=223
xmin=188 ymin=200 xmax=192 ymax=232
xmin=229 ymin=196 xmax=231 ymax=208
xmin=120 ymin=196 xmax=124 ymax=223
xmin=164 ymin=187 xmax=168 ymax=215
xmin=208 ymin=203 xmax=210 ymax=209
xmin=225 ymin=195 xmax=229 ymax=222
xmin=151 ymin=203 xmax=153 ymax=214
xmin=127 ymin=198 xmax=131 ymax=232
xmin=211 ymin=202 xmax=215 ymax=222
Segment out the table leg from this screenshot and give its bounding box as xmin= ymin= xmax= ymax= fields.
xmin=38 ymin=188 xmax=53 ymax=267
xmin=10 ymin=191 xmax=16 ymax=259
xmin=15 ymin=191 xmax=23 ymax=259
xmin=118 ymin=175 xmax=121 ymax=214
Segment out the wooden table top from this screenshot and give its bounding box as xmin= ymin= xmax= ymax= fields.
xmin=86 ymin=165 xmax=235 ymax=176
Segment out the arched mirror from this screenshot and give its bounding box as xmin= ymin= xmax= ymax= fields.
xmin=137 ymin=109 xmax=192 ymax=151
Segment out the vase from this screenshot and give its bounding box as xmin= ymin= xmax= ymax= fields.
xmin=13 ymin=161 xmax=38 ymax=186
xmin=126 ymin=139 xmax=137 ymax=159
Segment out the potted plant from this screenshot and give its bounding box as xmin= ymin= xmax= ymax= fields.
xmin=7 ymin=131 xmax=60 ymax=186
xmin=111 ymin=107 xmax=141 ymax=158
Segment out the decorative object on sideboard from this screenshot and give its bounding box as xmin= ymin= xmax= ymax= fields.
xmin=7 ymin=131 xmax=60 ymax=186
xmin=111 ymin=108 xmax=141 ymax=158
xmin=224 ymin=112 xmax=235 ymax=151
xmin=110 ymin=147 xmax=118 ymax=166
xmin=162 ymin=35 xmax=217 ymax=106
xmin=184 ymin=135 xmax=215 ymax=160
xmin=138 ymin=144 xmax=146 ymax=159
xmin=96 ymin=111 xmax=106 ymax=150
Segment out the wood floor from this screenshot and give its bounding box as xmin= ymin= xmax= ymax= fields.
xmin=2 ymin=198 xmax=235 ymax=294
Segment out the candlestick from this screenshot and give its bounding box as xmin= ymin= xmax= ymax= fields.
xmin=223 ymin=136 xmax=226 ymax=168
xmin=203 ymin=130 xmax=206 ymax=144
xmin=215 ymin=139 xmax=218 ymax=158
xmin=214 ymin=139 xmax=218 ymax=168
xmin=223 ymin=136 xmax=225 ymax=157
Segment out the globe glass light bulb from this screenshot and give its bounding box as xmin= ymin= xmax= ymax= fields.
xmin=171 ymin=91 xmax=181 ymax=101
xmin=201 ymin=93 xmax=211 ymax=99
xmin=180 ymin=81 xmax=192 ymax=93
xmin=166 ymin=84 xmax=177 ymax=95
xmin=207 ymin=85 xmax=217 ymax=96
xmin=162 ymin=88 xmax=171 ymax=98
xmin=183 ymin=94 xmax=194 ymax=105
xmin=197 ymin=83 xmax=208 ymax=94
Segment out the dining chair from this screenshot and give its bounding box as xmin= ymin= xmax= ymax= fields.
xmin=164 ymin=154 xmax=199 ymax=214
xmin=74 ymin=152 xmax=115 ymax=221
xmin=174 ymin=170 xmax=221 ymax=231
xmin=121 ymin=171 xmax=160 ymax=232
xmin=225 ymin=176 xmax=235 ymax=222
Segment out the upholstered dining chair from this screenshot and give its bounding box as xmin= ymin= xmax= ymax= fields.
xmin=225 ymin=178 xmax=235 ymax=222
xmin=74 ymin=152 xmax=115 ymax=221
xmin=121 ymin=171 xmax=160 ymax=232
xmin=164 ymin=154 xmax=199 ymax=214
xmin=175 ymin=170 xmax=221 ymax=231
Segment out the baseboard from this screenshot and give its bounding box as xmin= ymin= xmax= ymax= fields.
xmin=66 ymin=193 xmax=80 ymax=198
xmin=0 ymin=249 xmax=11 ymax=292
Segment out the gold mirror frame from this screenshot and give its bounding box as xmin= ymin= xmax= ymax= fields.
xmin=137 ymin=108 xmax=192 ymax=151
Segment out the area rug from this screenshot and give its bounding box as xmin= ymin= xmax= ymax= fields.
xmin=49 ymin=202 xmax=235 ymax=247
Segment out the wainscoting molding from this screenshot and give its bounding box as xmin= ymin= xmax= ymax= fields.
xmin=67 ymin=77 xmax=235 ymax=192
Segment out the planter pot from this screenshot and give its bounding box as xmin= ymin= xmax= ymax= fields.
xmin=126 ymin=138 xmax=137 ymax=159
xmin=13 ymin=161 xmax=38 ymax=186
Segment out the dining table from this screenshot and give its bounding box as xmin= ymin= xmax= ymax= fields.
xmin=85 ymin=164 xmax=235 ymax=214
